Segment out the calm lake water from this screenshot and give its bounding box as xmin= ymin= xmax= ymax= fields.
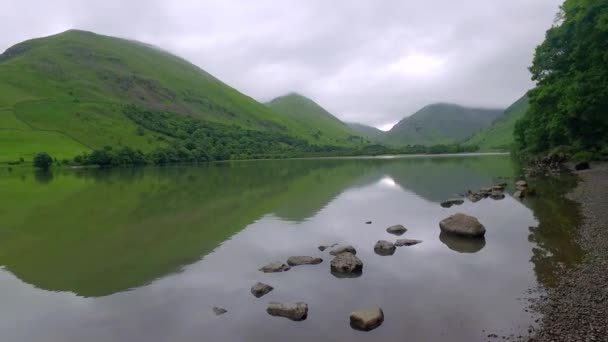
xmin=0 ymin=154 xmax=583 ymax=342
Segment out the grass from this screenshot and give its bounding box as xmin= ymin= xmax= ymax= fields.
xmin=0 ymin=129 xmax=89 ymax=162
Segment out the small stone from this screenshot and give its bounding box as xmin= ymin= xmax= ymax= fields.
xmin=329 ymin=245 xmax=357 ymax=256
xmin=515 ymin=180 xmax=528 ymax=188
xmin=395 ymin=239 xmax=422 ymax=247
xmin=350 ymin=307 xmax=384 ymax=331
xmin=513 ymin=190 xmax=525 ymax=199
xmin=490 ymin=192 xmax=505 ymax=200
xmin=374 ymin=240 xmax=396 ymax=256
xmin=386 ymin=224 xmax=407 ymax=236
xmin=318 ymin=245 xmax=327 ymax=251
xmin=286 ymin=256 xmax=323 ymax=266
xmin=259 ymin=262 xmax=290 ymax=273
xmin=251 ymin=282 xmax=274 ymax=298
xmin=575 ymin=161 xmax=590 ymax=171
xmin=365 ymin=221 xmax=372 ymax=224
xmin=440 ymin=198 xmax=464 ymax=208
xmin=212 ymin=306 xmax=227 ymax=315
xmin=267 ymin=302 xmax=308 ymax=321
xmin=330 ymin=252 xmax=363 ymax=278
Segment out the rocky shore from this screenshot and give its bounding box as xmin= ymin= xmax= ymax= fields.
xmin=528 ymin=163 xmax=608 ymax=341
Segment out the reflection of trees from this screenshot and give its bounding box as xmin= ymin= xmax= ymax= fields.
xmin=525 ymin=175 xmax=584 ymax=288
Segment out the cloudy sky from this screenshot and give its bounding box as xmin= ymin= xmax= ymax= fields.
xmin=1 ymin=0 xmax=562 ymax=129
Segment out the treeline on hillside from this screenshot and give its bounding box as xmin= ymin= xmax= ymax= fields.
xmin=515 ymin=0 xmax=608 ymax=160
xmin=61 ymin=105 xmax=479 ymax=168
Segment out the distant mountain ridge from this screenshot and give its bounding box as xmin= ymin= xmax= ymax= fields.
xmin=347 ymin=122 xmax=386 ymax=142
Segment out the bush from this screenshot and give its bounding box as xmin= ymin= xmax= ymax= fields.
xmin=33 ymin=152 xmax=53 ymax=170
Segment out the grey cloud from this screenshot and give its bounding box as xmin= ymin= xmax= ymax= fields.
xmin=0 ymin=0 xmax=562 ymax=128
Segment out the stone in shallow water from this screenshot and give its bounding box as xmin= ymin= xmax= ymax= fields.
xmin=386 ymin=224 xmax=407 ymax=236
xmin=266 ymin=302 xmax=308 ymax=321
xmin=440 ymin=198 xmax=464 ymax=208
xmin=330 ymin=252 xmax=363 ymax=278
xmin=439 ymin=213 xmax=486 ymax=238
xmin=329 ymin=245 xmax=357 ymax=256
xmin=259 ymin=261 xmax=290 ymax=273
xmin=251 ymin=282 xmax=274 ymax=298
xmin=212 ymin=306 xmax=227 ymax=315
xmin=395 ymin=239 xmax=422 ymax=247
xmin=350 ymin=307 xmax=384 ymax=331
xmin=286 ymin=256 xmax=323 ymax=266
xmin=374 ymin=240 xmax=396 ymax=256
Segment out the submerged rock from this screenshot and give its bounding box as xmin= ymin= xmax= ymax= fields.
xmin=251 ymin=282 xmax=274 ymax=298
xmin=287 ymin=256 xmax=323 ymax=266
xmin=329 ymin=245 xmax=357 ymax=256
xmin=350 ymin=307 xmax=384 ymax=331
xmin=439 ymin=213 xmax=486 ymax=238
xmin=386 ymin=224 xmax=407 ymax=236
xmin=374 ymin=240 xmax=396 ymax=256
xmin=259 ymin=262 xmax=291 ymax=273
xmin=330 ymin=252 xmax=363 ymax=278
xmin=395 ymin=239 xmax=422 ymax=247
xmin=267 ymin=302 xmax=308 ymax=321
xmin=212 ymin=306 xmax=228 ymax=315
xmin=439 ymin=232 xmax=486 ymax=253
xmin=440 ymin=198 xmax=464 ymax=208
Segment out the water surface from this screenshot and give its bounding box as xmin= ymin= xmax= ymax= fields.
xmin=0 ymin=155 xmax=583 ymax=341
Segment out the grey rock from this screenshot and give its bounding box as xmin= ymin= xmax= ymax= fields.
xmin=386 ymin=224 xmax=407 ymax=236
xmin=350 ymin=307 xmax=384 ymax=331
xmin=251 ymin=282 xmax=274 ymax=298
xmin=259 ymin=261 xmax=290 ymax=273
xmin=440 ymin=198 xmax=464 ymax=208
xmin=212 ymin=306 xmax=227 ymax=315
xmin=439 ymin=213 xmax=486 ymax=238
xmin=395 ymin=239 xmax=422 ymax=247
xmin=266 ymin=302 xmax=308 ymax=321
xmin=286 ymin=256 xmax=323 ymax=266
xmin=318 ymin=245 xmax=327 ymax=251
xmin=330 ymin=252 xmax=363 ymax=278
xmin=515 ymin=180 xmax=528 ymax=188
xmin=374 ymin=240 xmax=396 ymax=256
xmin=490 ymin=192 xmax=505 ymax=200
xmin=329 ymin=245 xmax=357 ymax=256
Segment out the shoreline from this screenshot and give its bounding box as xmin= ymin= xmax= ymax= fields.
xmin=528 ymin=163 xmax=608 ymax=341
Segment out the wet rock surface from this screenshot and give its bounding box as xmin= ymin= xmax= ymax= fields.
xmin=329 ymin=245 xmax=357 ymax=256
xmin=527 ymin=163 xmax=608 ymax=341
xmin=251 ymin=282 xmax=274 ymax=298
xmin=330 ymin=252 xmax=363 ymax=278
xmin=259 ymin=262 xmax=291 ymax=273
xmin=266 ymin=302 xmax=308 ymax=321
xmin=386 ymin=224 xmax=407 ymax=235
xmin=395 ymin=239 xmax=422 ymax=247
xmin=439 ymin=213 xmax=486 ymax=237
xmin=374 ymin=240 xmax=396 ymax=256
xmin=350 ymin=307 xmax=384 ymax=331
xmin=440 ymin=198 xmax=464 ymax=208
xmin=286 ymin=256 xmax=323 ymax=266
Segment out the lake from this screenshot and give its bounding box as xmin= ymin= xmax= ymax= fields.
xmin=0 ymin=154 xmax=583 ymax=342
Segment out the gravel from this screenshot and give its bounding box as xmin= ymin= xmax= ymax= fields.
xmin=527 ymin=163 xmax=608 ymax=341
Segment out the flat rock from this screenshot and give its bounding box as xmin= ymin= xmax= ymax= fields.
xmin=330 ymin=252 xmax=363 ymax=278
xmin=515 ymin=180 xmax=528 ymax=188
xmin=439 ymin=213 xmax=486 ymax=238
xmin=350 ymin=307 xmax=384 ymax=331
xmin=267 ymin=302 xmax=308 ymax=321
xmin=440 ymin=198 xmax=464 ymax=208
xmin=259 ymin=261 xmax=291 ymax=273
xmin=212 ymin=306 xmax=227 ymax=315
xmin=329 ymin=245 xmax=357 ymax=256
xmin=287 ymin=256 xmax=323 ymax=266
xmin=251 ymin=282 xmax=274 ymax=298
xmin=490 ymin=192 xmax=505 ymax=200
xmin=395 ymin=239 xmax=422 ymax=247
xmin=386 ymin=224 xmax=407 ymax=236
xmin=374 ymin=240 xmax=396 ymax=256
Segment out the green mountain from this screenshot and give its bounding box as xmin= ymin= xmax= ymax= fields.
xmin=0 ymin=30 xmax=353 ymax=163
xmin=266 ymin=93 xmax=363 ymax=146
xmin=384 ymin=103 xmax=504 ymax=146
xmin=347 ymin=122 xmax=386 ymax=142
xmin=465 ymin=95 xmax=529 ymax=151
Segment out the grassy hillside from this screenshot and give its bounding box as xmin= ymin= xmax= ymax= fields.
xmin=465 ymin=95 xmax=529 ymax=151
xmin=347 ymin=122 xmax=386 ymax=142
xmin=384 ymin=103 xmax=504 ymax=146
xmin=266 ymin=93 xmax=363 ymax=146
xmin=0 ymin=30 xmax=349 ymax=162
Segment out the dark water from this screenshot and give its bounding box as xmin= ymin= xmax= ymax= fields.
xmin=0 ymin=155 xmax=583 ymax=342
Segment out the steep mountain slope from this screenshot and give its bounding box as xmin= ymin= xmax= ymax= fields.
xmin=347 ymin=122 xmax=386 ymax=142
xmin=465 ymin=95 xmax=529 ymax=151
xmin=384 ymin=103 xmax=504 ymax=146
xmin=266 ymin=93 xmax=362 ymax=146
xmin=0 ymin=30 xmax=344 ymax=162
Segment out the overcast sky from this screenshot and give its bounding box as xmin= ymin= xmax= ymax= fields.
xmin=1 ymin=0 xmax=562 ymax=129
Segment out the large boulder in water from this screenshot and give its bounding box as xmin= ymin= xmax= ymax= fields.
xmin=439 ymin=213 xmax=486 ymax=238
xmin=330 ymin=252 xmax=363 ymax=278
xmin=267 ymin=302 xmax=308 ymax=321
xmin=286 ymin=256 xmax=323 ymax=266
xmin=374 ymin=240 xmax=396 ymax=256
xmin=350 ymin=307 xmax=384 ymax=331
xmin=329 ymin=245 xmax=357 ymax=256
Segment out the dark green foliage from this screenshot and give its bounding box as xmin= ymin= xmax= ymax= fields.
xmin=515 ymin=0 xmax=608 ymax=156
xmin=33 ymin=152 xmax=53 ymax=170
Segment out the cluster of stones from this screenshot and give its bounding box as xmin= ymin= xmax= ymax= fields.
xmin=440 ymin=179 xmax=535 ymax=207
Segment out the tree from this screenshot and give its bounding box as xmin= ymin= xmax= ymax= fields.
xmin=33 ymin=152 xmax=53 ymax=170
